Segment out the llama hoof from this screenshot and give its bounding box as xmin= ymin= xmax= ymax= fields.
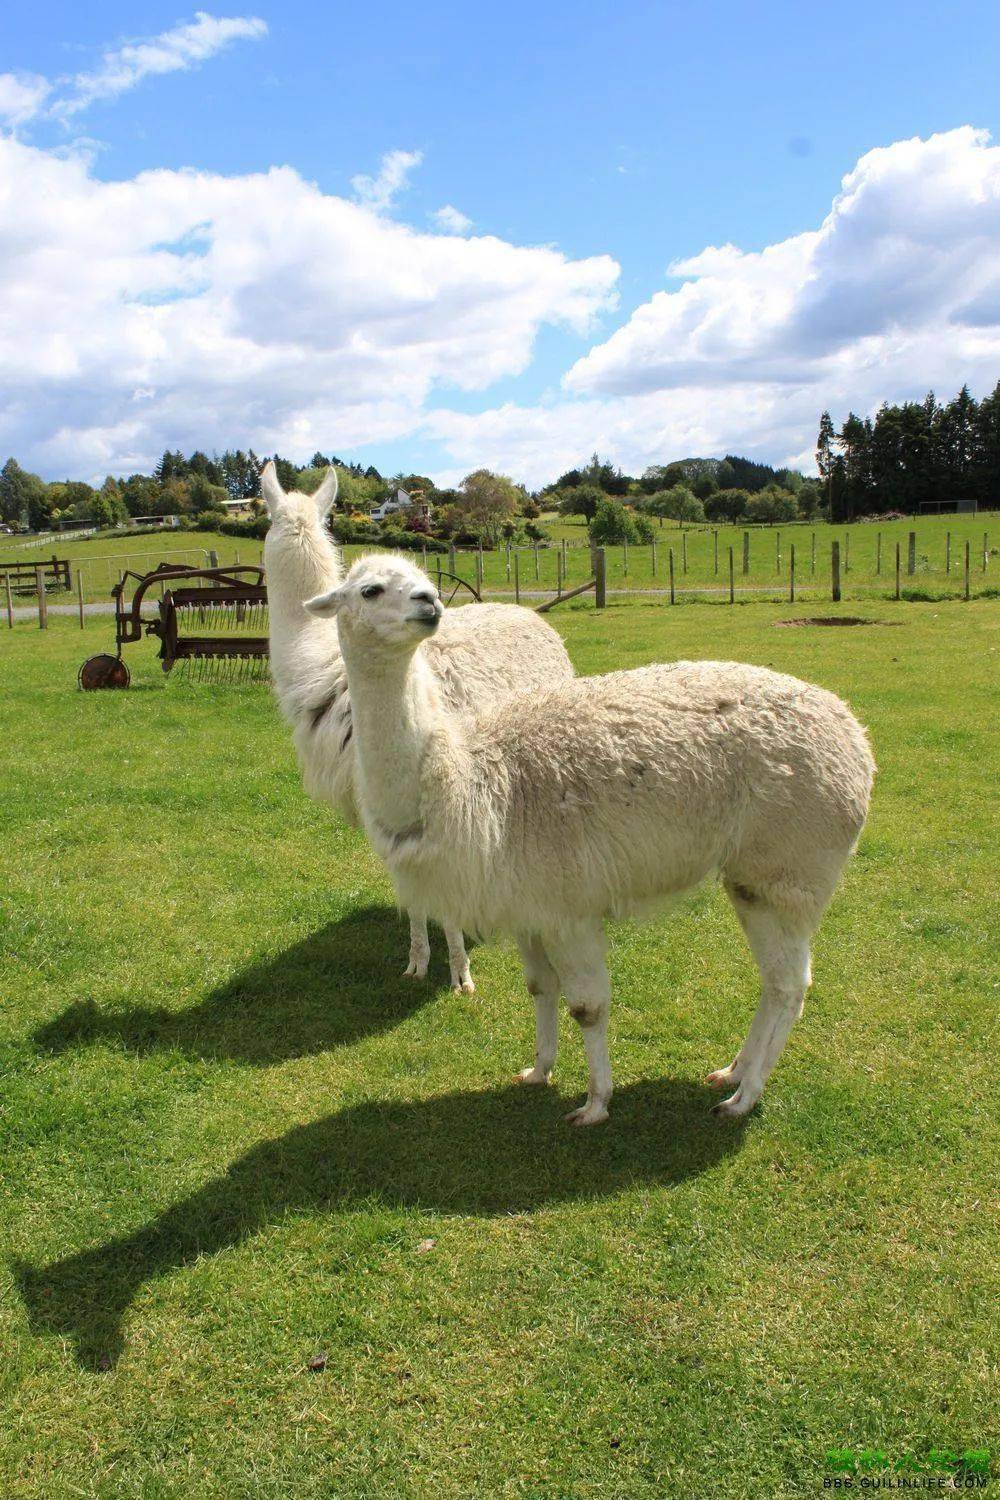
xmin=712 ymin=1082 xmax=760 ymax=1120
xmin=705 ymin=1064 xmax=740 ymax=1092
xmin=564 ymin=1100 xmax=610 ymax=1127
xmin=402 ymin=961 xmax=428 ymax=980
xmin=514 ymin=1066 xmax=550 ymax=1086
xmin=451 ymin=977 xmax=475 ymax=995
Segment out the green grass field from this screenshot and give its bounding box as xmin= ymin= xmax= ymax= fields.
xmin=2 ymin=598 xmax=997 ymax=1495
xmin=5 ymin=510 xmax=996 ymax=608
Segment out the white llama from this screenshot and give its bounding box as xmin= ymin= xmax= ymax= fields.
xmin=260 ymin=463 xmax=573 ymax=991
xmin=305 ymin=554 xmax=876 ymax=1126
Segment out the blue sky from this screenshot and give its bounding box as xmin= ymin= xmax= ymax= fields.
xmin=3 ymin=2 xmax=1000 ymax=484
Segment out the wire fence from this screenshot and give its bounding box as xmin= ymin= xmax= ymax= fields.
xmin=5 ymin=522 xmax=996 ymax=635
xmin=406 ymin=524 xmax=995 ymax=608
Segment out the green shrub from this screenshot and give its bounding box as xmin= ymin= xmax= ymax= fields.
xmin=589 ymin=496 xmax=640 ymax=545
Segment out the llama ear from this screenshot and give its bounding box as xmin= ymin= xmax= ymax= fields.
xmin=304 ymin=585 xmax=343 ymax=618
xmin=260 ymin=461 xmax=285 ymax=514
xmin=312 ymin=466 xmax=338 ymax=518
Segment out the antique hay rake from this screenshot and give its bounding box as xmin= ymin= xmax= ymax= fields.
xmin=79 ymin=562 xmax=269 ymax=689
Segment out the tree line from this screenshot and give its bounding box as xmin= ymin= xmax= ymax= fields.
xmin=817 ymin=382 xmax=1000 ymax=521
xmin=3 ymin=381 xmax=997 ymax=537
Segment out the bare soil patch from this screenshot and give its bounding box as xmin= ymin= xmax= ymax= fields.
xmin=773 ymin=616 xmax=891 ymax=628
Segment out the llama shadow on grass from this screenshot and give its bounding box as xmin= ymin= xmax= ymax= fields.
xmin=15 ymin=1078 xmax=742 ymax=1371
xmin=33 ymin=906 xmax=444 ymax=1065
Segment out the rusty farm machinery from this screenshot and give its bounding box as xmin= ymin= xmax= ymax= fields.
xmin=79 ymin=562 xmax=270 ymax=689
xmin=78 ymin=560 xmax=481 ymax=689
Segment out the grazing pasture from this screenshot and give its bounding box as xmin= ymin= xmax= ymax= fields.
xmin=1 ymin=599 xmax=996 ymax=1495
xmin=7 ymin=510 xmax=995 ymax=608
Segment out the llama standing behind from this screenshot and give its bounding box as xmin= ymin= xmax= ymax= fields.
xmin=306 ymin=555 xmax=876 ymax=1126
xmin=261 ymin=463 xmax=574 ymax=990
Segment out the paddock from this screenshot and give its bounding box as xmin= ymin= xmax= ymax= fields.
xmin=2 ymin=597 xmax=995 ymax=1495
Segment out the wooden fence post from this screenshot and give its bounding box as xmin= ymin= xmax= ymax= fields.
xmin=594 ymin=547 xmax=606 ymax=610
xmin=742 ymin=530 xmax=749 ymax=576
xmin=651 ymin=538 xmax=657 ymax=577
xmin=475 ymin=550 xmax=483 ymax=597
xmin=713 ymin=529 xmax=719 ymax=576
xmin=776 ymin=530 xmax=781 ymax=575
xmin=831 ymin=541 xmax=841 ymax=603
xmin=728 ymin=546 xmax=734 ymax=604
xmin=35 ymin=566 xmax=47 ymax=629
xmin=984 ymin=532 xmax=989 ymax=572
xmin=668 ymin=547 xmax=675 ymax=605
xmin=845 ymin=532 xmax=850 ymax=573
xmin=534 ymin=542 xmax=539 ymax=581
xmin=448 ymin=543 xmax=456 ymax=576
xmin=556 ymin=549 xmax=563 ymax=597
xmin=77 ymin=567 xmax=85 ymax=628
xmin=811 ymin=529 xmax=816 ymax=576
xmin=907 ymin=531 xmax=916 ymax=576
xmin=965 ymin=540 xmax=971 ymax=600
xmin=505 ymin=543 xmax=511 ymax=582
xmin=623 ymin=537 xmax=628 ymax=576
xmin=789 ymin=543 xmax=795 ymax=603
xmin=682 ymin=531 xmax=688 ymax=574
xmin=208 ymin=549 xmax=219 ymax=568
xmin=5 ymin=571 xmax=13 ymax=629
xmin=895 ymin=541 xmax=901 ymax=600
xmin=513 ymin=551 xmax=520 ymax=605
xmin=945 ymin=531 xmax=951 ymax=574
xmin=876 ymin=531 xmax=882 ymax=575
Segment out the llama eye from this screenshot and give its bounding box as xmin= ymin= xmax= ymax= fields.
xmin=360 ymin=584 xmax=384 ymax=600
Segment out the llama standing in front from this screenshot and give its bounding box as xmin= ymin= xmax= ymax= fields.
xmin=261 ymin=464 xmax=574 ymax=991
xmin=306 ymin=555 xmax=876 ymax=1126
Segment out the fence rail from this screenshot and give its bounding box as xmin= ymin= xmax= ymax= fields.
xmin=0 ymin=554 xmax=71 ymax=593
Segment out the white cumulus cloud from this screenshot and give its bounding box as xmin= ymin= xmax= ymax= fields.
xmin=351 ymin=149 xmax=424 ymax=214
xmin=424 ymin=127 xmax=1000 ymax=484
xmin=0 ymin=135 xmax=619 ymax=478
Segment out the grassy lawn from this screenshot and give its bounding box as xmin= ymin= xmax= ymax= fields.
xmin=479 ymin=511 xmax=998 ymax=603
xmin=2 ymin=598 xmax=997 ymax=1495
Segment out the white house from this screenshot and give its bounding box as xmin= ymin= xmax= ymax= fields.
xmin=371 ymin=487 xmax=415 ymax=523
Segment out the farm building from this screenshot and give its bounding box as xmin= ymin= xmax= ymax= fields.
xmin=371 ymin=488 xmax=431 ymax=523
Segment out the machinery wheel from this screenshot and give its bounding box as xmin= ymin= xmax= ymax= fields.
xmin=79 ymin=654 xmax=130 ymax=690
xmin=436 ymin=571 xmax=482 ymax=606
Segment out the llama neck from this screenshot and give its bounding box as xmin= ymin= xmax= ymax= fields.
xmin=341 ymin=643 xmax=442 ymax=837
xmin=264 ymin=516 xmax=345 ymax=718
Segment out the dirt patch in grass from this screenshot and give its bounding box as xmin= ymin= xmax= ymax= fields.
xmin=773 ymin=616 xmax=894 ymax=628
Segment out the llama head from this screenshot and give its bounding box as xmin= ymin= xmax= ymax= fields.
xmin=305 ymin=554 xmax=442 ymax=652
xmin=260 ymin=461 xmax=338 ymax=525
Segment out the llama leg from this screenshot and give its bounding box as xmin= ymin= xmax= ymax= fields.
xmin=711 ymin=892 xmax=812 ymax=1119
xmin=545 ymin=924 xmax=613 ymax=1126
xmin=403 ymin=910 xmax=431 ymax=979
xmin=514 ymin=934 xmax=559 ymax=1085
xmin=445 ymin=925 xmax=475 ymax=995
